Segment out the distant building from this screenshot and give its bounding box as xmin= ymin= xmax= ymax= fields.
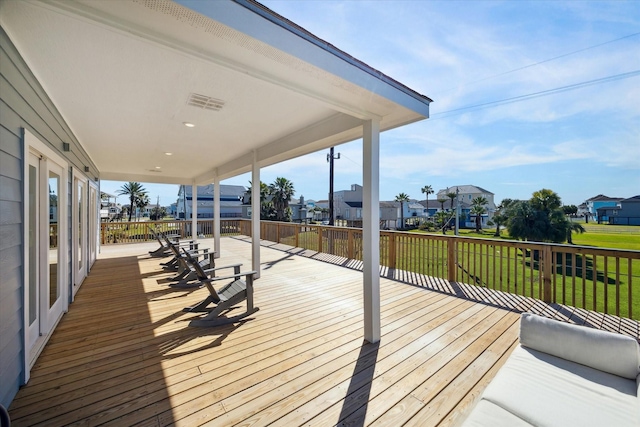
xmin=596 ymin=195 xmax=640 ymax=225
xmin=176 ymin=184 xmax=245 ymax=219
xmin=435 ymin=185 xmax=496 ymax=228
xmin=584 ymin=194 xmax=624 ymax=222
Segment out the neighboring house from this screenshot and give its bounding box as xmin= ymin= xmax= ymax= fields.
xmin=436 ymin=185 xmax=496 ymax=217
xmin=379 ymin=202 xmax=398 ymax=229
xmin=333 ymin=184 xmax=364 ymax=226
xmin=597 ymin=195 xmax=640 ymax=225
xmin=177 ymin=184 xmax=246 ymax=219
xmin=584 ymin=194 xmax=624 ymax=222
xmin=289 ymin=196 xmax=315 ymax=223
xmin=418 ymin=199 xmax=442 ymax=218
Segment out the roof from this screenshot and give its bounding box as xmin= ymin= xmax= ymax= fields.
xmin=184 ymin=184 xmax=246 ymax=198
xmin=622 ymin=195 xmax=640 ymax=202
xmin=379 ymin=202 xmax=397 ymax=208
xmin=437 ymin=185 xmax=494 ymax=195
xmin=586 ymin=194 xmax=625 ymax=202
xmin=0 ymin=0 xmax=431 ymax=185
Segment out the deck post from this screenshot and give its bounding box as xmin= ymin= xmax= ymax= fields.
xmin=362 ymin=118 xmax=381 ymax=344
xmin=447 ymin=237 xmax=457 ymax=282
xmin=191 ymin=182 xmax=198 ymax=240
xmin=213 ymin=175 xmax=221 ymax=258
xmin=251 ymin=151 xmax=261 ymax=279
xmin=542 ymin=245 xmax=552 ymax=302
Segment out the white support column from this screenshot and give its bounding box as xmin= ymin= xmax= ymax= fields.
xmin=213 ymin=175 xmax=221 ymax=258
xmin=251 ymin=151 xmax=261 ymax=278
xmin=191 ymin=182 xmax=198 ymax=240
xmin=362 ymin=118 xmax=381 ymax=343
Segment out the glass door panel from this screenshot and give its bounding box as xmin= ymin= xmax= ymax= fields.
xmin=48 ymin=171 xmax=60 ymax=308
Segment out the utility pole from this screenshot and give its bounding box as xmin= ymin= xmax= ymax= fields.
xmin=455 ymin=187 xmax=460 ymax=236
xmin=327 ymin=147 xmax=340 ymax=226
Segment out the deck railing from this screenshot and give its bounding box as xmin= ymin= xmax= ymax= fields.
xmin=101 ymin=219 xmax=640 ymax=319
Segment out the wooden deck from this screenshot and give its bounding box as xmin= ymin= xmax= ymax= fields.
xmin=8 ymin=236 xmax=638 ymax=426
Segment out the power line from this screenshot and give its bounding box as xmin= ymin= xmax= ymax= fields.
xmin=433 ymin=31 xmax=640 ymax=96
xmin=431 ymin=70 xmax=640 ymax=119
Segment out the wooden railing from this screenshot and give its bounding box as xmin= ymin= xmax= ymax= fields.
xmin=101 ymin=219 xmax=640 ymax=320
xmin=100 ymin=219 xmax=243 ymax=245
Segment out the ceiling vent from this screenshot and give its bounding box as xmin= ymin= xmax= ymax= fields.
xmin=187 ymin=93 xmax=225 ymax=111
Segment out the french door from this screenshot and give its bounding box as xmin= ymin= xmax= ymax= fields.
xmin=73 ymin=172 xmax=88 ymax=298
xmin=88 ymin=182 xmax=98 ymax=269
xmin=24 ymin=131 xmax=68 ymax=376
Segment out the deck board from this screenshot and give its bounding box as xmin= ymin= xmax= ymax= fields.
xmin=8 ymin=236 xmax=638 ymax=426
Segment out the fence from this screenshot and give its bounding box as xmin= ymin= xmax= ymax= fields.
xmin=101 ymin=219 xmax=640 ymax=319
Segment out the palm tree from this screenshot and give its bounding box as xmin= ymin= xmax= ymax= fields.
xmin=492 ymin=198 xmax=513 ymax=237
xmin=566 ymin=222 xmax=586 ymax=244
xmin=471 ymin=196 xmax=488 ymax=232
xmin=447 ymin=192 xmax=457 ymax=211
xmin=437 ymin=198 xmax=447 ymax=212
xmin=531 ymin=189 xmax=562 ymax=213
xmin=395 ymin=193 xmax=410 ymax=229
xmin=269 ymin=177 xmax=295 ymax=222
xmin=134 ymin=192 xmax=150 ymax=221
xmin=434 ymin=210 xmax=449 ymax=234
xmin=421 ymin=185 xmax=434 ymax=218
xmin=118 ymin=182 xmax=147 ymax=222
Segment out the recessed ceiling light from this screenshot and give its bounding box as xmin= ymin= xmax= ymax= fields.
xmin=164 ymin=152 xmax=173 ymax=156
xmin=155 ymin=166 xmax=161 ymax=169
xmin=183 ymin=122 xmax=195 ymax=128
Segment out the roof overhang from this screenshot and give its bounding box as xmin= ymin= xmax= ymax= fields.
xmin=0 ymin=0 xmax=431 ymax=184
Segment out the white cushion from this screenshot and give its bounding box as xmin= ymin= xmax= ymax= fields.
xmin=520 ymin=312 xmax=640 ymax=379
xmin=460 ymin=399 xmax=534 ymax=427
xmin=481 ymin=346 xmax=638 ymax=427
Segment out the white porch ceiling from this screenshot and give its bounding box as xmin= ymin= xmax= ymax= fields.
xmin=0 ymin=0 xmax=431 ymax=184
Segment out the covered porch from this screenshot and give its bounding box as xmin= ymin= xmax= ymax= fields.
xmin=9 ymin=237 xmax=522 ymax=426
xmin=11 ymin=236 xmax=639 ymax=426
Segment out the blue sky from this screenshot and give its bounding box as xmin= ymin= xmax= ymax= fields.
xmin=101 ymin=0 xmax=640 ymax=207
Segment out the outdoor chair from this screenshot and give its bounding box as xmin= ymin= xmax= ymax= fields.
xmin=181 ymin=248 xmax=258 ymax=327
xmin=148 ymin=227 xmax=184 ymax=257
xmin=159 ymin=234 xmax=201 ymax=271
xmin=168 ymin=246 xmax=217 ymax=286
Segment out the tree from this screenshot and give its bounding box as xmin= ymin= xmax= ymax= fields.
xmin=531 ymin=188 xmax=561 ymax=213
xmin=149 ymin=206 xmax=167 ymax=220
xmin=566 ymin=221 xmax=585 ymax=244
xmin=395 ymin=193 xmax=410 ymax=229
xmin=447 ymin=192 xmax=457 ymax=211
xmin=470 ymin=196 xmax=488 ymax=232
xmin=505 ymin=200 xmax=544 ymax=242
xmin=269 ymin=177 xmax=295 ymax=222
xmin=434 ymin=211 xmax=449 ymax=234
xmin=437 ymin=198 xmax=447 ymax=211
xmin=421 ymin=185 xmax=434 ymax=217
xmin=505 ymin=189 xmax=585 ymax=244
xmin=563 ymin=204 xmax=578 ymax=217
xmin=118 ymin=182 xmax=147 ymax=222
xmin=492 ymin=198 xmax=513 ymax=237
xmin=248 ymin=180 xmax=275 ymax=220
xmin=134 ymin=192 xmax=150 ymax=221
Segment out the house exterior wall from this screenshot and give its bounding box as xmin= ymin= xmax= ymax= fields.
xmin=436 ymin=186 xmax=496 ymax=219
xmin=609 ymin=198 xmax=640 ymax=226
xmin=0 ymin=27 xmax=96 ymax=407
xmin=589 ymin=201 xmax=620 ymax=221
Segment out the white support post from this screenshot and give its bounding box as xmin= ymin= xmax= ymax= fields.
xmin=213 ymin=176 xmax=221 ymax=258
xmin=191 ymin=182 xmax=198 ymax=240
xmin=362 ymin=119 xmax=381 ymax=343
xmin=251 ymin=151 xmax=261 ymax=278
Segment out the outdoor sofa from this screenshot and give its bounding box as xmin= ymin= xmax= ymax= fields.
xmin=461 ymin=312 xmax=640 ymax=427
